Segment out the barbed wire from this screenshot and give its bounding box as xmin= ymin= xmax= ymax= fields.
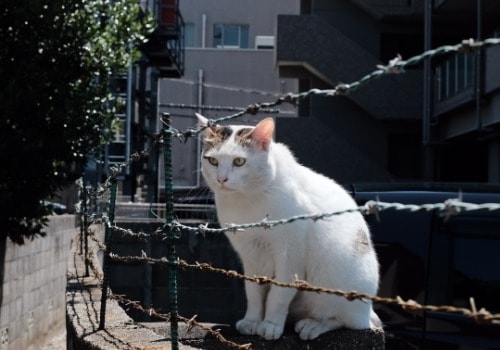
xmin=108 ymin=253 xmax=500 ymax=325
xmin=89 ymin=198 xmax=500 ymax=240
xmin=110 ymin=294 xmax=252 ymax=349
xmin=160 ymin=102 xmax=284 ymax=114
xmin=178 ymin=37 xmax=500 ymax=140
xmin=165 ymin=199 xmax=500 ymax=236
xmin=162 ymin=78 xmax=285 ymax=98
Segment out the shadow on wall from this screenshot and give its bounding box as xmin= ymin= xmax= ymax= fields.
xmin=109 ymin=221 xmax=246 ymax=325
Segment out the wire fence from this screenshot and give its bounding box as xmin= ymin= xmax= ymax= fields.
xmin=75 ymin=38 xmax=500 ymax=350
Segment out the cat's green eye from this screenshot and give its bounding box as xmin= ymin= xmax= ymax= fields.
xmin=233 ymin=157 xmax=246 ymax=167
xmin=206 ymin=157 xmax=218 ymax=166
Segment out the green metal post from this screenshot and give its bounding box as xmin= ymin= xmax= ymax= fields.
xmin=83 ymin=186 xmax=89 ymax=277
xmin=163 ymin=113 xmax=179 ymax=349
xmin=99 ymin=177 xmax=117 ymax=330
xmin=79 ymin=182 xmax=84 ymax=255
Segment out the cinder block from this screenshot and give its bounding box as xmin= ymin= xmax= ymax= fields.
xmin=1 ymin=282 xmax=10 ymax=306
xmin=10 ymin=298 xmax=22 ymax=322
xmin=0 ymin=327 xmax=9 ymax=349
xmin=8 ymin=317 xmax=20 ymax=346
xmin=0 ymin=304 xmax=9 ymax=329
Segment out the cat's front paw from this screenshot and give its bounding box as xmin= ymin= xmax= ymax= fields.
xmin=295 ymin=318 xmax=341 ymax=340
xmin=256 ymin=321 xmax=284 ymax=340
xmin=236 ymin=318 xmax=260 ymax=335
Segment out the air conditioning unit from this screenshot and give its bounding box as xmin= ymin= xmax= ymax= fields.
xmin=255 ymin=36 xmax=275 ymax=49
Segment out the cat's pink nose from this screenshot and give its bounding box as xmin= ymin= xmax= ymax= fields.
xmin=217 ymin=176 xmax=228 ymax=184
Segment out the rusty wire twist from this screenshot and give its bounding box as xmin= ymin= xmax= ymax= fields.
xmin=108 ymin=253 xmax=500 ymax=325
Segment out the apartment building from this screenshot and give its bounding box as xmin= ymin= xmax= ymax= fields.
xmin=158 ymin=0 xmax=300 ymax=191
xmin=276 ymin=0 xmax=500 ymax=184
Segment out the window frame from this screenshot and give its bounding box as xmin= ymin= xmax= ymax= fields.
xmin=213 ymin=23 xmax=249 ymax=49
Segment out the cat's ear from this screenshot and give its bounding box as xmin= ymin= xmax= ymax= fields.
xmin=195 ymin=112 xmax=209 ymax=127
xmin=252 ymin=118 xmax=274 ymax=151
xmin=195 ymin=112 xmax=215 ymax=138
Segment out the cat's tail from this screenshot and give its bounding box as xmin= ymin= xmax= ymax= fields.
xmin=370 ymin=309 xmax=382 ymax=329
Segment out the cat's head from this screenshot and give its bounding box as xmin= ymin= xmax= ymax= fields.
xmin=196 ymin=113 xmax=275 ymax=195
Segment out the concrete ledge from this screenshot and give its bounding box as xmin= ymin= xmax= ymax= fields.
xmin=66 ymin=229 xmax=384 ymax=349
xmin=66 ymin=227 xmax=190 ymax=349
xmin=143 ymin=322 xmax=385 ymax=350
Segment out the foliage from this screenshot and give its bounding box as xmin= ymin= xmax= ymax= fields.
xmin=0 ymin=0 xmax=154 ymax=244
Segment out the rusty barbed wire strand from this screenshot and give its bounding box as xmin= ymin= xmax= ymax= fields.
xmin=87 ymin=229 xmax=107 ymax=252
xmin=108 ymin=253 xmax=500 ymax=325
xmin=165 ymin=199 xmax=500 ymax=236
xmin=95 ymin=130 xmax=166 ymax=197
xmin=178 ymin=37 xmax=500 ymax=139
xmin=110 ymin=294 xmax=252 ymax=350
xmin=109 ymin=223 xmax=153 ymax=240
xmin=86 ymin=224 xmax=249 ymax=349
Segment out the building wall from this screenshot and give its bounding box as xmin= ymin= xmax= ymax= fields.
xmin=180 ymin=0 xmax=300 ymax=49
xmin=275 ymin=4 xmax=422 ymax=183
xmin=0 ymin=215 xmax=75 ymax=350
xmin=158 ymin=0 xmax=300 ymax=189
xmin=312 ymin=0 xmax=380 ymax=57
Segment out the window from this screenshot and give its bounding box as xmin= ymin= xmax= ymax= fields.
xmin=213 ymin=24 xmax=249 ymax=49
xmin=183 ymin=23 xmax=195 ymax=47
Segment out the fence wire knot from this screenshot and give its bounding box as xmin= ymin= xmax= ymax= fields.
xmin=196 ymin=223 xmax=209 ymax=237
xmin=334 ymin=83 xmax=351 ymax=95
xmin=261 ymin=215 xmax=273 ymax=230
xmin=162 ymin=222 xmax=182 ymax=240
xmin=441 ymin=198 xmax=461 ymax=220
xmin=246 ymin=104 xmax=260 ymax=115
xmin=281 ymin=92 xmax=298 ymax=107
xmin=376 ymin=54 xmax=404 ymax=74
xmin=363 ymin=200 xmax=381 ymax=218
xmin=459 ymin=38 xmax=479 ymax=53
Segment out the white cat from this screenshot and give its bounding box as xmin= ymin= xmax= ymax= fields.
xmin=196 ymin=114 xmax=381 ymax=340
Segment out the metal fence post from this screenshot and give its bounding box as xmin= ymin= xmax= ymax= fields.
xmin=99 ymin=177 xmax=117 ymax=330
xmin=78 ymin=181 xmax=85 ymax=255
xmin=162 ymin=113 xmax=179 ymax=349
xmin=83 ymin=186 xmax=89 ymax=277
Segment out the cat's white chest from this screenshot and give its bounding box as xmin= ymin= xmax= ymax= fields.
xmin=215 ymin=194 xmax=270 ymax=226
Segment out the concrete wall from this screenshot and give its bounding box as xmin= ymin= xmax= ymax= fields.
xmin=0 ymin=215 xmax=75 ymax=350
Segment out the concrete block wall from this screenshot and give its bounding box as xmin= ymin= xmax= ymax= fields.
xmin=108 ymin=222 xmax=246 ymax=325
xmin=0 ymin=215 xmax=75 ymax=350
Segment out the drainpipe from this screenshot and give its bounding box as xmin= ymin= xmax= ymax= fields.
xmin=196 ymin=69 xmax=204 ymax=188
xmin=201 ymin=14 xmax=207 ymax=48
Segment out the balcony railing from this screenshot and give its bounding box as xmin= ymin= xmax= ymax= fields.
xmin=434 ymin=52 xmax=475 ymax=102
xmin=140 ymin=0 xmax=185 ymax=78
